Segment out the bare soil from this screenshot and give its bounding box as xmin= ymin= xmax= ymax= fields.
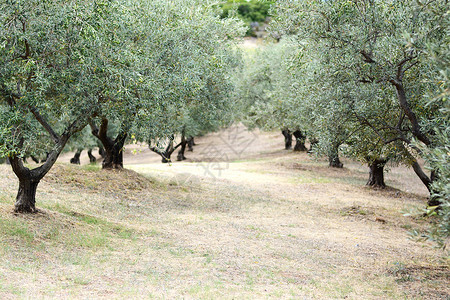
xmin=0 ymin=125 xmax=448 ymax=299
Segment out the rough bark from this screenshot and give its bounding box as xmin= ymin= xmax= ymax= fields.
xmin=367 ymin=159 xmax=387 ymax=188
xmin=98 ymin=147 xmax=106 ymax=158
xmin=102 ymin=132 xmax=126 ymax=169
xmin=70 ymin=149 xmax=82 ymax=165
xmin=87 ymin=149 xmax=96 ymax=163
xmin=150 ymin=135 xmax=182 ymax=163
xmin=10 ymin=133 xmax=71 ymax=213
xmin=282 ymin=130 xmax=292 ymax=150
xmin=177 ymin=134 xmax=187 ymax=161
xmin=15 ymin=178 xmax=40 ymax=213
xmin=328 ymin=144 xmax=343 ymax=168
xmin=90 ymin=119 xmax=127 ymax=169
xmin=187 ymin=137 xmax=195 ymax=152
xmin=293 ymin=130 xmax=307 ymax=152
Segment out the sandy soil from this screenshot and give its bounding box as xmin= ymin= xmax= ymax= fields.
xmin=59 ymin=123 xmax=430 ymax=197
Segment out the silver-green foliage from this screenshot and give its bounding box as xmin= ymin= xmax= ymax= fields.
xmin=270 ymin=0 xmax=443 ymax=176
xmin=238 ymin=38 xmax=301 ymax=131
xmin=0 ymin=0 xmax=130 ymax=157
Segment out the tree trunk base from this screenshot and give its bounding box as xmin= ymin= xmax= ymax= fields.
xmin=329 ymin=156 xmax=343 ymax=168
xmin=427 ymin=196 xmax=441 ymax=207
xmin=367 ymin=159 xmax=387 ymax=189
xmin=102 ymin=163 xmax=123 ymax=170
xmin=70 ymin=149 xmax=82 ymax=165
xmin=87 ymin=149 xmax=96 ymax=163
xmin=293 ymin=130 xmax=307 ymax=151
xmin=14 ymin=180 xmax=39 ymax=213
xmin=282 ymin=130 xmax=292 ymax=150
xmin=294 ymin=143 xmax=307 ymax=152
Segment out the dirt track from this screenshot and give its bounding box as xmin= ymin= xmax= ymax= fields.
xmin=59 ymin=123 xmax=429 ymax=197
xmin=1 ymin=124 xmax=447 ymax=299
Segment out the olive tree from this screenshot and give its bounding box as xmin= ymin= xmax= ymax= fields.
xmin=88 ymin=0 xmax=244 ymax=166
xmin=0 ymin=0 xmax=135 ymax=212
xmin=408 ymin=0 xmax=449 ymax=247
xmin=271 ymin=0 xmax=446 ymax=202
xmin=238 ymin=39 xmax=311 ymax=151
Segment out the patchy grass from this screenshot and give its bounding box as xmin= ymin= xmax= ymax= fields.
xmin=0 ymin=129 xmax=448 ymax=299
xmin=0 ymin=217 xmax=34 ymax=244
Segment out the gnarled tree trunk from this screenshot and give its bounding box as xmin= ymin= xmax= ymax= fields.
xmin=328 ymin=144 xmax=343 ymax=168
xmin=70 ymin=148 xmax=83 ymax=165
xmin=293 ymin=130 xmax=307 ymax=152
xmin=15 ymin=177 xmax=40 ymax=213
xmin=102 ymin=132 xmax=126 ymax=169
xmin=87 ymin=149 xmax=96 ymax=163
xmin=90 ymin=119 xmax=127 ymax=169
xmin=10 ymin=133 xmax=71 ymax=213
xmin=177 ymin=133 xmax=187 ymax=161
xmin=367 ymin=159 xmax=387 ymax=188
xmin=150 ymin=135 xmax=183 ymax=163
xmin=281 ymin=130 xmax=292 ymax=150
xmin=187 ymin=137 xmax=195 ymax=152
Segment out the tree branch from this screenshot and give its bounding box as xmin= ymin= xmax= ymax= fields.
xmin=396 ymin=56 xmax=417 ymax=81
xmin=360 ymin=50 xmax=376 ymax=64
xmin=28 ymin=105 xmax=60 ymax=143
xmin=389 ymin=80 xmax=431 ymax=145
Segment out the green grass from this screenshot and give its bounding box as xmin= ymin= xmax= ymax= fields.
xmin=68 ymin=231 xmax=109 ymax=248
xmin=0 ymin=217 xmax=34 ymax=244
xmin=82 ymin=164 xmax=101 ymax=172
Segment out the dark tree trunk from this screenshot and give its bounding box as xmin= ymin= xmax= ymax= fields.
xmin=30 ymin=155 xmax=40 ymax=164
xmin=410 ymin=160 xmax=441 ymax=207
xmin=9 ymin=133 xmax=71 ymax=213
xmin=282 ymin=130 xmax=292 ymax=150
xmin=102 ymin=132 xmax=126 ymax=169
xmin=40 ymin=152 xmax=50 ymax=163
xmin=391 ymin=78 xmax=439 ymax=207
xmin=177 ymin=134 xmax=187 ymax=161
xmin=293 ymin=130 xmax=307 ymax=152
xmin=70 ymin=149 xmax=83 ymax=165
xmin=87 ymin=149 xmax=96 ymax=163
xmin=15 ymin=178 xmax=40 ymax=213
xmin=3 ymin=83 xmax=87 ymax=213
xmin=367 ymin=159 xmax=387 ymax=188
xmin=328 ymin=144 xmax=343 ymax=168
xmin=90 ymin=119 xmax=127 ymax=169
xmin=150 ymin=135 xmax=183 ymax=163
xmin=98 ymin=147 xmax=106 ymax=158
xmin=187 ymin=137 xmax=194 ymax=152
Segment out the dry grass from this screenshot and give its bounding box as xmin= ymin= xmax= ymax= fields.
xmin=0 ymin=126 xmax=448 ymax=299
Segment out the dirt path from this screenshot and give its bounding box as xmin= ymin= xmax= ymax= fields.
xmin=60 ymin=123 xmax=429 ymax=197
xmin=1 ymin=124 xmax=447 ymax=299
